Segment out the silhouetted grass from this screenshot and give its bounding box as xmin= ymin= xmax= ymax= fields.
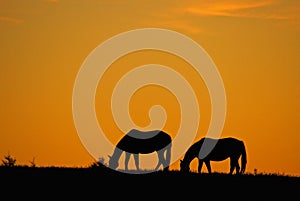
xmin=1 ymin=165 xmax=299 ymax=199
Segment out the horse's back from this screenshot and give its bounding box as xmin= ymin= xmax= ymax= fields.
xmin=197 ymin=137 xmax=244 ymax=160
xmin=117 ymin=129 xmax=172 ymax=154
xmin=127 ymin=129 xmax=162 ymax=139
xmin=220 ymin=137 xmax=244 ymax=149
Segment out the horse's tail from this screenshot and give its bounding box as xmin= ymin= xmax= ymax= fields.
xmin=240 ymin=141 xmax=247 ymax=174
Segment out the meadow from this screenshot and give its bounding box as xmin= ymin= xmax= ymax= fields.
xmin=1 ymin=152 xmax=299 ymax=200
xmin=1 ymin=161 xmax=299 ymax=200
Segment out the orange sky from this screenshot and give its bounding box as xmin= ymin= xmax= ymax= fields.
xmin=0 ymin=0 xmax=299 ymax=176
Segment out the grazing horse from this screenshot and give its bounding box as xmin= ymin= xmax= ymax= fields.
xmin=108 ymin=129 xmax=172 ymax=172
xmin=180 ymin=137 xmax=247 ymax=174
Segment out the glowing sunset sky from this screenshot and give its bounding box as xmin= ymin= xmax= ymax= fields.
xmin=0 ymin=0 xmax=299 ymax=176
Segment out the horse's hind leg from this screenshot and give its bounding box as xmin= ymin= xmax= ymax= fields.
xmin=154 ymin=150 xmax=164 ymax=171
xmin=229 ymin=158 xmax=234 ymax=174
xmin=154 ymin=160 xmax=162 ymax=171
xmin=235 ymin=160 xmax=240 ymax=174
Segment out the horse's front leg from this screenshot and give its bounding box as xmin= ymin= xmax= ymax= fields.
xmin=124 ymin=152 xmax=131 ymax=171
xmin=197 ymin=159 xmax=204 ymax=173
xmin=230 ymin=157 xmax=240 ymax=174
xmin=204 ymin=160 xmax=212 ymax=173
xmin=133 ymin=153 xmax=140 ymax=171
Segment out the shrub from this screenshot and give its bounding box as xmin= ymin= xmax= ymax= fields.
xmin=1 ymin=152 xmax=17 ymax=167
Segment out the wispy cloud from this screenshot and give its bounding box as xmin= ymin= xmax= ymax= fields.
xmin=0 ymin=16 xmax=23 ymax=24
xmin=141 ymin=0 xmax=299 ymax=36
xmin=146 ymin=18 xmax=203 ymax=34
xmin=178 ymin=0 xmax=292 ymax=20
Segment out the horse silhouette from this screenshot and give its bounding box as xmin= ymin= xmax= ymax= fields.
xmin=108 ymin=129 xmax=172 ymax=172
xmin=180 ymin=137 xmax=247 ymax=174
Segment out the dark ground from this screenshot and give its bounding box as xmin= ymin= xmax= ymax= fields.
xmin=1 ymin=166 xmax=299 ymax=200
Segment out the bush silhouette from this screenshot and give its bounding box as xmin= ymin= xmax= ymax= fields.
xmin=1 ymin=152 xmax=17 ymax=167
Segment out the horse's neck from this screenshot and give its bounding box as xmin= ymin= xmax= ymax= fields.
xmin=183 ymin=153 xmax=196 ymax=164
xmin=183 ymin=147 xmax=198 ymax=164
xmin=111 ymin=147 xmax=123 ymax=162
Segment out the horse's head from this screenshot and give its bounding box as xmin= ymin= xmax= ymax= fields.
xmin=108 ymin=155 xmax=119 ymax=170
xmin=180 ymin=159 xmax=190 ymax=172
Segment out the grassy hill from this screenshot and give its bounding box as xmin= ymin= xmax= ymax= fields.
xmin=1 ymin=165 xmax=299 ymax=199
